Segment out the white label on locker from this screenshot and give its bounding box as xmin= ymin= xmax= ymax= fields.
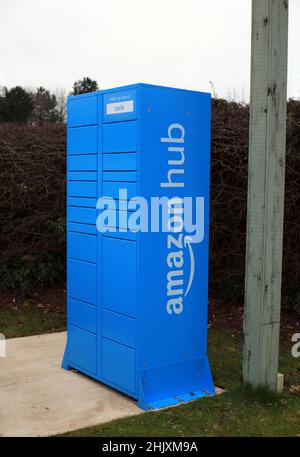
xmin=106 ymin=100 xmax=134 ymax=115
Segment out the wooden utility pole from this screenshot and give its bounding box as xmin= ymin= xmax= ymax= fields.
xmin=243 ymin=0 xmax=289 ymax=391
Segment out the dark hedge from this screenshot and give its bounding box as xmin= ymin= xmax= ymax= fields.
xmin=0 ymin=99 xmax=299 ymax=310
xmin=0 ymin=124 xmax=66 ymax=294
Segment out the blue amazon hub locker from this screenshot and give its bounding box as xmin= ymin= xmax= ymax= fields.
xmin=62 ymin=83 xmax=214 ymax=410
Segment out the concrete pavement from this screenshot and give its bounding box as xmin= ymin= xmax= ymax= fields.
xmin=0 ymin=332 xmax=142 ymax=437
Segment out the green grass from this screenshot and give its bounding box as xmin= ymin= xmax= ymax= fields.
xmin=61 ymin=330 xmax=300 ymax=437
xmin=0 ymin=300 xmax=66 ymax=338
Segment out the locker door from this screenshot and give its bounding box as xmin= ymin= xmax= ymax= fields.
xmin=100 ymin=90 xmax=138 ymax=393
xmin=66 ymin=94 xmax=99 ymax=376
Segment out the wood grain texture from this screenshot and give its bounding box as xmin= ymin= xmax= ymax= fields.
xmin=243 ymin=0 xmax=289 ymax=390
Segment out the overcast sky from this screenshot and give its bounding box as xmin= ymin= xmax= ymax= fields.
xmin=1 ymin=0 xmax=299 ymax=101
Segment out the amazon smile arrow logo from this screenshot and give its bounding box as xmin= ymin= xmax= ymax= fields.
xmin=184 ymin=236 xmax=195 ymax=298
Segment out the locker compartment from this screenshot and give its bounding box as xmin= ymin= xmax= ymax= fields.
xmin=68 ymin=207 xmax=96 ymax=225
xmin=68 ymin=325 xmax=97 ymax=374
xmin=68 ymin=231 xmax=97 ymax=263
xmin=68 ymin=96 xmax=98 ymax=127
xmin=68 ymin=259 xmax=96 ymax=305
xmin=103 ymin=171 xmax=137 ymax=182
xmin=68 ymin=125 xmax=98 ymax=154
xmin=67 ymin=222 xmax=96 ymax=235
xmin=102 ymin=310 xmax=136 ymax=349
xmin=67 ymin=181 xmax=97 ymax=198
xmin=102 ymin=231 xmax=137 ymax=241
xmin=102 ymin=182 xmax=137 ymax=201
xmin=103 ymin=89 xmax=137 ymax=123
xmin=97 ymin=209 xmax=139 ymax=232
xmin=102 ymin=338 xmax=136 ymax=394
xmin=103 ymin=152 xmax=137 ymax=171
xmin=102 ymin=237 xmax=137 ymax=318
xmin=103 ymin=121 xmax=138 ymax=153
xmin=67 ymin=197 xmax=97 ymax=208
xmin=68 ymin=154 xmax=97 ymax=171
xmin=68 ymin=171 xmax=97 ymax=181
xmin=68 ymin=298 xmax=97 ymax=334
xmin=111 ymin=200 xmax=136 ymax=213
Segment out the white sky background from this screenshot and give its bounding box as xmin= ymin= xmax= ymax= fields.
xmin=0 ymin=0 xmax=299 ymax=101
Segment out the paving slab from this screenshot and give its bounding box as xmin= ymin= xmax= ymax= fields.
xmin=0 ymin=332 xmax=142 ymax=437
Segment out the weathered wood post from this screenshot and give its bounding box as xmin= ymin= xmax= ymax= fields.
xmin=243 ymin=0 xmax=289 ymax=391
